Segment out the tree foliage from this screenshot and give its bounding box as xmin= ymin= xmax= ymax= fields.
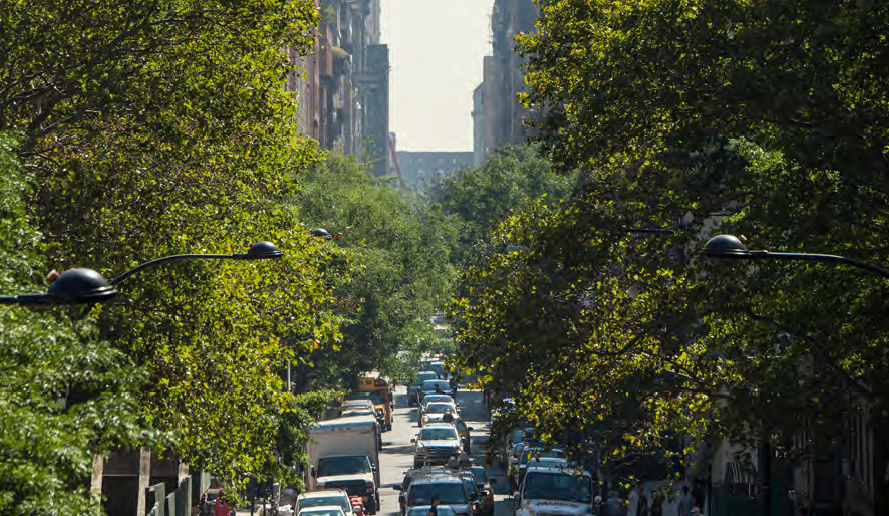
xmin=1 ymin=0 xmax=348 ymax=490
xmin=0 ymin=132 xmax=146 ymax=515
xmin=290 ymin=154 xmax=460 ymax=389
xmin=436 ymin=145 xmax=577 ymax=265
xmin=451 ymin=0 xmax=889 ymax=495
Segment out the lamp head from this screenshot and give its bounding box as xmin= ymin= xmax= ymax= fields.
xmin=244 ymin=241 xmax=284 ymax=260
xmin=704 ymin=235 xmax=749 ymax=258
xmin=309 ymin=228 xmax=332 ymax=240
xmin=47 ymin=268 xmax=118 ymax=304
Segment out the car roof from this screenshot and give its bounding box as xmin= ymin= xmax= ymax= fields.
xmin=299 ymin=491 xmax=348 ymax=499
xmin=524 ymin=464 xmax=591 ymax=477
xmin=409 ymin=474 xmax=465 ymax=485
xmin=313 ymin=416 xmax=377 ymax=431
xmin=522 ymin=457 xmax=570 ymax=468
xmin=421 ymin=422 xmax=458 ymax=429
xmin=523 ymin=446 xmax=565 ymax=453
xmin=299 ymin=506 xmax=346 ymax=514
xmin=425 ymin=402 xmax=456 ymax=407
xmin=342 ymin=399 xmax=374 ymax=406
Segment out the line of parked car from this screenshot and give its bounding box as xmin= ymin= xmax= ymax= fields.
xmin=494 ymin=415 xmax=597 ymax=516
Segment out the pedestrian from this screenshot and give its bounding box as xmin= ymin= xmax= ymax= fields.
xmin=650 ymin=492 xmax=663 ymax=516
xmin=427 ymin=495 xmax=441 ymax=516
xmin=691 ymin=482 xmax=704 ymax=511
xmin=677 ymin=486 xmax=693 ymax=516
xmin=443 ymin=409 xmax=455 ymax=424
xmin=601 ymin=491 xmax=626 ymax=516
xmin=214 ymin=489 xmax=231 ymax=516
xmin=638 ymin=486 xmax=649 ymax=516
xmin=628 ymin=484 xmax=640 ymax=516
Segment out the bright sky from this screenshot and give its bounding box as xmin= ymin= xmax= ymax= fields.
xmin=381 ymin=0 xmax=494 ymax=152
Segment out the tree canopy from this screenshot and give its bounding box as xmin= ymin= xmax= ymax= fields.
xmin=0 ymin=132 xmax=146 ymax=515
xmin=450 ymin=0 xmax=889 ymax=498
xmin=290 ymin=154 xmax=460 ymax=388
xmin=1 ymin=0 xmax=350 ymax=496
xmin=436 ymin=144 xmax=578 ymax=266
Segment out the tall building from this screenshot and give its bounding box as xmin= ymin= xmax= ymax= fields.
xmin=360 ymin=43 xmax=390 ymax=176
xmin=472 ymin=84 xmax=486 ymax=167
xmin=288 ymin=0 xmax=389 ymax=167
xmin=473 ymin=0 xmax=539 ymax=164
xmin=396 ymin=151 xmax=475 ymax=189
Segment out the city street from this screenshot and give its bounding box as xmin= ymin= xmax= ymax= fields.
xmin=377 ymin=387 xmax=512 ymax=516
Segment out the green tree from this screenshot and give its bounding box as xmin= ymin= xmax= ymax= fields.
xmin=290 ymin=154 xmax=460 ymax=388
xmin=437 ymin=145 xmax=577 ymax=265
xmin=451 ymin=0 xmax=889 ymax=501
xmin=1 ymin=0 xmax=345 ymax=485
xmin=0 ymin=132 xmax=146 ymax=515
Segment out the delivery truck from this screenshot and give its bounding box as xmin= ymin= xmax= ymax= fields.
xmin=307 ymin=415 xmax=381 ymax=513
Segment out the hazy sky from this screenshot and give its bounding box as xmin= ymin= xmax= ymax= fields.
xmin=381 ymin=0 xmax=494 ymax=152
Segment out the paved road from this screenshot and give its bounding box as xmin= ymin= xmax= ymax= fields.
xmin=377 ymin=387 xmax=513 ymax=516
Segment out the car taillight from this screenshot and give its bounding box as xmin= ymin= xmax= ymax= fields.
xmin=317 ymin=484 xmax=325 ymax=489
xmin=366 ymin=482 xmax=374 ymax=493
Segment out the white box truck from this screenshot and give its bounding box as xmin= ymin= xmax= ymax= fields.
xmin=307 ymin=415 xmax=381 ymax=513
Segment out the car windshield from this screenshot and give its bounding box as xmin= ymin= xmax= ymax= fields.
xmin=298 ymin=496 xmax=349 ymax=513
xmin=469 ymin=467 xmax=486 ymax=485
xmin=511 ymin=428 xmax=534 ymax=444
xmin=408 ymin=483 xmax=467 ymax=505
xmin=423 ymin=395 xmax=452 ymax=405
xmin=512 ymin=444 xmax=526 ymax=458
xmin=454 ymin=420 xmax=468 ymax=431
xmin=419 ymin=427 xmax=458 ymax=440
xmin=347 ymin=391 xmax=384 ymax=405
xmin=425 ymin=404 xmax=453 ymax=414
xmin=341 ymin=410 xmax=374 ymax=418
xmin=317 ymin=456 xmax=371 ymax=476
xmin=521 ymin=473 xmax=592 ymax=503
xmin=521 ymin=449 xmax=566 ymax=465
xmin=422 ymin=380 xmax=449 ymax=391
xmin=408 ymin=507 xmax=457 ymax=516
xmin=414 ymin=372 xmax=438 ymax=385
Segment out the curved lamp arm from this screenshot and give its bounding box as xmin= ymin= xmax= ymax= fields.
xmin=0 ymin=242 xmax=283 ymax=307
xmin=110 ymin=241 xmax=283 ymax=286
xmin=704 ymin=234 xmax=889 ymax=279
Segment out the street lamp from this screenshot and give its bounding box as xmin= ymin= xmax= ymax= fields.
xmin=109 ymin=241 xmax=283 ymax=285
xmin=0 ymin=268 xmax=118 ymax=306
xmin=704 ymin=233 xmax=889 ymax=516
xmin=704 ymin=234 xmax=889 ymax=279
xmin=0 ymin=241 xmax=284 ymax=307
xmin=309 ymin=228 xmax=332 ymax=240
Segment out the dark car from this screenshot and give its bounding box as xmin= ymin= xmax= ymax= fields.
xmin=408 ymin=371 xmax=440 ymax=406
xmin=468 ymin=466 xmax=495 ymax=515
xmin=395 ymin=471 xmax=476 ymax=516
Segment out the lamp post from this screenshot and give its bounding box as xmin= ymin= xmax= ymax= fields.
xmin=0 ymin=241 xmax=284 ymax=306
xmin=703 ymin=234 xmax=889 ymax=278
xmin=703 ymin=234 xmax=889 ymax=516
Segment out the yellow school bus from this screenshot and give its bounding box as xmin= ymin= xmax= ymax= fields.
xmin=356 ymin=376 xmax=393 ymax=432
